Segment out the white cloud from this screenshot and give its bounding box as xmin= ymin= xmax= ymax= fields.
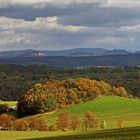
xmin=0 ymin=32 xmax=39 ymax=46
xmin=0 ymin=16 xmax=137 ymax=49
xmin=0 ymin=16 xmax=90 ymax=33
xmin=0 ymin=0 xmax=104 ymax=8
xmin=118 ymin=24 xmax=140 ymax=32
xmin=102 ymin=0 xmax=140 ymax=8
xmin=0 ymin=16 xmax=92 ymax=47
xmin=0 ymin=1 xmax=139 ymax=51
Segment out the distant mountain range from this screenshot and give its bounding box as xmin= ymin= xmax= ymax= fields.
xmin=0 ymin=48 xmax=139 ymax=67
xmin=0 ymin=54 xmax=139 ymax=67
xmin=0 ymin=48 xmax=133 ymax=58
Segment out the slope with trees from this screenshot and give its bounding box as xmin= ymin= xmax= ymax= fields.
xmin=17 ymin=78 xmax=129 ymax=117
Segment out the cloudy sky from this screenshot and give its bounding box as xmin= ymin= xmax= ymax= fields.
xmin=0 ymin=0 xmax=140 ymax=51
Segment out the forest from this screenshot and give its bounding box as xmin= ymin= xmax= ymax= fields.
xmin=0 ymin=65 xmax=139 ymax=101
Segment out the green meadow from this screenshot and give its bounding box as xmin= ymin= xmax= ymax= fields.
xmin=31 ymin=96 xmax=140 ymax=128
xmin=0 ymin=96 xmax=140 ymax=140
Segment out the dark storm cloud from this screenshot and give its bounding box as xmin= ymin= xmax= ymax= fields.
xmin=0 ymin=3 xmax=93 ymax=21
xmin=60 ymin=6 xmax=140 ymax=27
xmin=0 ymin=3 xmax=140 ymax=26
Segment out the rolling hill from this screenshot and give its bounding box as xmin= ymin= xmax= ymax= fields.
xmin=0 ymin=48 xmax=108 ymax=58
xmin=0 ymin=48 xmax=134 ymax=58
xmin=29 ymin=96 xmax=140 ymax=128
xmin=0 ymin=54 xmax=140 ymax=67
xmin=0 ymin=96 xmax=140 ymax=140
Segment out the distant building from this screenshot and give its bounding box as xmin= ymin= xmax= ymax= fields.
xmin=33 ymin=52 xmax=45 ymax=57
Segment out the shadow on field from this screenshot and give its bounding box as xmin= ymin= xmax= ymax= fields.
xmin=20 ymin=127 xmax=140 ymax=140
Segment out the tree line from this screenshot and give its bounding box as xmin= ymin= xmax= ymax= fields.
xmin=0 ymin=111 xmax=125 ymax=132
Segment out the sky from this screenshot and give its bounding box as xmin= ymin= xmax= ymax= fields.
xmin=0 ymin=0 xmax=140 ymax=51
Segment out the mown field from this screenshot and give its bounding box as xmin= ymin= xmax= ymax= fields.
xmin=0 ymin=96 xmax=140 ymax=140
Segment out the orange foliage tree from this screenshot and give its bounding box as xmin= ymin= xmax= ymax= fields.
xmin=0 ymin=114 xmax=15 ymax=130
xmin=57 ymin=112 xmax=71 ymax=131
xmin=83 ymin=111 xmax=99 ymax=131
xmin=14 ymin=119 xmax=28 ymax=131
xmin=27 ymin=118 xmax=48 ymax=131
xmin=70 ymin=114 xmax=81 ymax=131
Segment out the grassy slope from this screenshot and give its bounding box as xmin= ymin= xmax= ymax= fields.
xmin=0 ymin=96 xmax=140 ymax=140
xmin=31 ymin=96 xmax=140 ymax=128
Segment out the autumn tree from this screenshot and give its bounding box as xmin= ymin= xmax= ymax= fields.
xmin=83 ymin=111 xmax=99 ymax=132
xmin=57 ymin=112 xmax=71 ymax=131
xmin=0 ymin=114 xmax=15 ymax=130
xmin=70 ymin=114 xmax=81 ymax=131
xmin=115 ymin=87 xmax=128 ymax=97
xmin=14 ymin=119 xmax=28 ymax=131
xmin=57 ymin=87 xmax=67 ymax=108
xmin=27 ymin=118 xmax=48 ymax=131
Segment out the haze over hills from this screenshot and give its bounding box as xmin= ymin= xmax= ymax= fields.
xmin=0 ymin=48 xmax=132 ymax=58
xmin=103 ymin=49 xmax=130 ymax=55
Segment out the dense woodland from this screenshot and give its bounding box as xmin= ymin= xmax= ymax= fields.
xmin=0 ymin=65 xmax=140 ymax=101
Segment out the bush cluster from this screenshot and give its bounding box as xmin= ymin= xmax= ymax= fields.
xmin=0 ymin=112 xmax=124 ymax=132
xmin=0 ymin=114 xmax=48 ymax=131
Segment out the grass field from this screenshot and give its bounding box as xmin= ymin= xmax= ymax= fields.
xmin=0 ymin=127 xmax=140 ymax=140
xmin=0 ymin=101 xmax=17 ymax=106
xmin=30 ymin=96 xmax=140 ymax=129
xmin=0 ymin=96 xmax=140 ymax=140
